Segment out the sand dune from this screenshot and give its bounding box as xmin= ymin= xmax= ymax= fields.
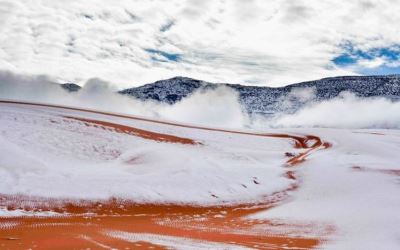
xmin=0 ymin=101 xmax=399 ymax=249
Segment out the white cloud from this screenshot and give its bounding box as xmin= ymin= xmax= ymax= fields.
xmin=358 ymin=57 xmax=386 ymax=68
xmin=0 ymin=0 xmax=400 ymax=88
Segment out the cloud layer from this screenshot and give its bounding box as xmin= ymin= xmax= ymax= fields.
xmin=1 ymin=0 xmax=400 ymax=88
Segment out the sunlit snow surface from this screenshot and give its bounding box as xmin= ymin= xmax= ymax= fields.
xmin=0 ymin=102 xmax=292 ymax=203
xmin=0 ymin=101 xmax=399 ymax=249
xmin=250 ymin=128 xmax=400 ymax=249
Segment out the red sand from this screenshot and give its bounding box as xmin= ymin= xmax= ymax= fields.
xmin=0 ymin=100 xmax=332 ymax=249
xmin=64 ymin=115 xmax=199 ymax=145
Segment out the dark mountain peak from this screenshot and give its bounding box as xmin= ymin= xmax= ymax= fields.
xmin=160 ymin=76 xmax=198 ymax=82
xmin=60 ymin=83 xmax=81 ymax=92
xmin=151 ymin=76 xmax=207 ymax=87
xmin=120 ymin=76 xmax=213 ymax=104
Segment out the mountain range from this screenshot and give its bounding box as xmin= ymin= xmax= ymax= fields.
xmin=61 ymin=75 xmax=400 ymax=116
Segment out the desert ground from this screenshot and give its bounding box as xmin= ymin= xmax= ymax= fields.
xmin=0 ymin=101 xmax=399 ymax=249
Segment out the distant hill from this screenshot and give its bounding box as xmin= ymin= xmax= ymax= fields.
xmin=119 ymin=75 xmax=400 ymax=116
xmin=60 ymin=75 xmax=400 ymax=116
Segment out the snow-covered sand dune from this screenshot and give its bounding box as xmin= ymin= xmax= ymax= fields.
xmin=250 ymin=128 xmax=400 ymax=249
xmin=0 ymin=100 xmax=399 ymax=249
xmin=0 ymin=100 xmax=309 ymax=204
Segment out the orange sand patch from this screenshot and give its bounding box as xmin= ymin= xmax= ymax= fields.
xmin=64 ymin=116 xmax=198 ymax=145
xmin=0 ymin=201 xmax=326 ymax=249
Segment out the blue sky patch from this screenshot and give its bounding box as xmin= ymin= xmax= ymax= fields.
xmin=333 ymin=53 xmax=358 ymax=66
xmin=333 ymin=42 xmax=400 ymax=75
xmin=145 ymin=49 xmax=182 ymax=62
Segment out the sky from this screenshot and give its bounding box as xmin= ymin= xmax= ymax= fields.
xmin=1 ymin=0 xmax=400 ymax=89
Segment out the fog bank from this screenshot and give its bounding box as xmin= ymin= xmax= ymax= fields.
xmin=1 ymin=71 xmax=399 ymax=129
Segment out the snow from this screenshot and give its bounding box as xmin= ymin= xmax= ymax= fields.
xmin=1 ymin=102 xmax=400 ymax=249
xmin=249 ymin=128 xmax=400 ymax=249
xmin=0 ymin=102 xmax=293 ymax=204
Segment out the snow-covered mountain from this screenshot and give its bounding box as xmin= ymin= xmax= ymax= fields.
xmin=63 ymin=75 xmax=400 ymax=116
xmin=120 ymin=75 xmax=400 ymax=115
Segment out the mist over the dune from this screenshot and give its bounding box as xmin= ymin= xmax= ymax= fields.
xmin=0 ymin=71 xmax=249 ymax=128
xmin=0 ymin=71 xmax=160 ymax=116
xmin=1 ymin=71 xmax=399 ymax=129
xmin=265 ymin=92 xmax=400 ymax=129
xmin=160 ymin=86 xmax=249 ymax=128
